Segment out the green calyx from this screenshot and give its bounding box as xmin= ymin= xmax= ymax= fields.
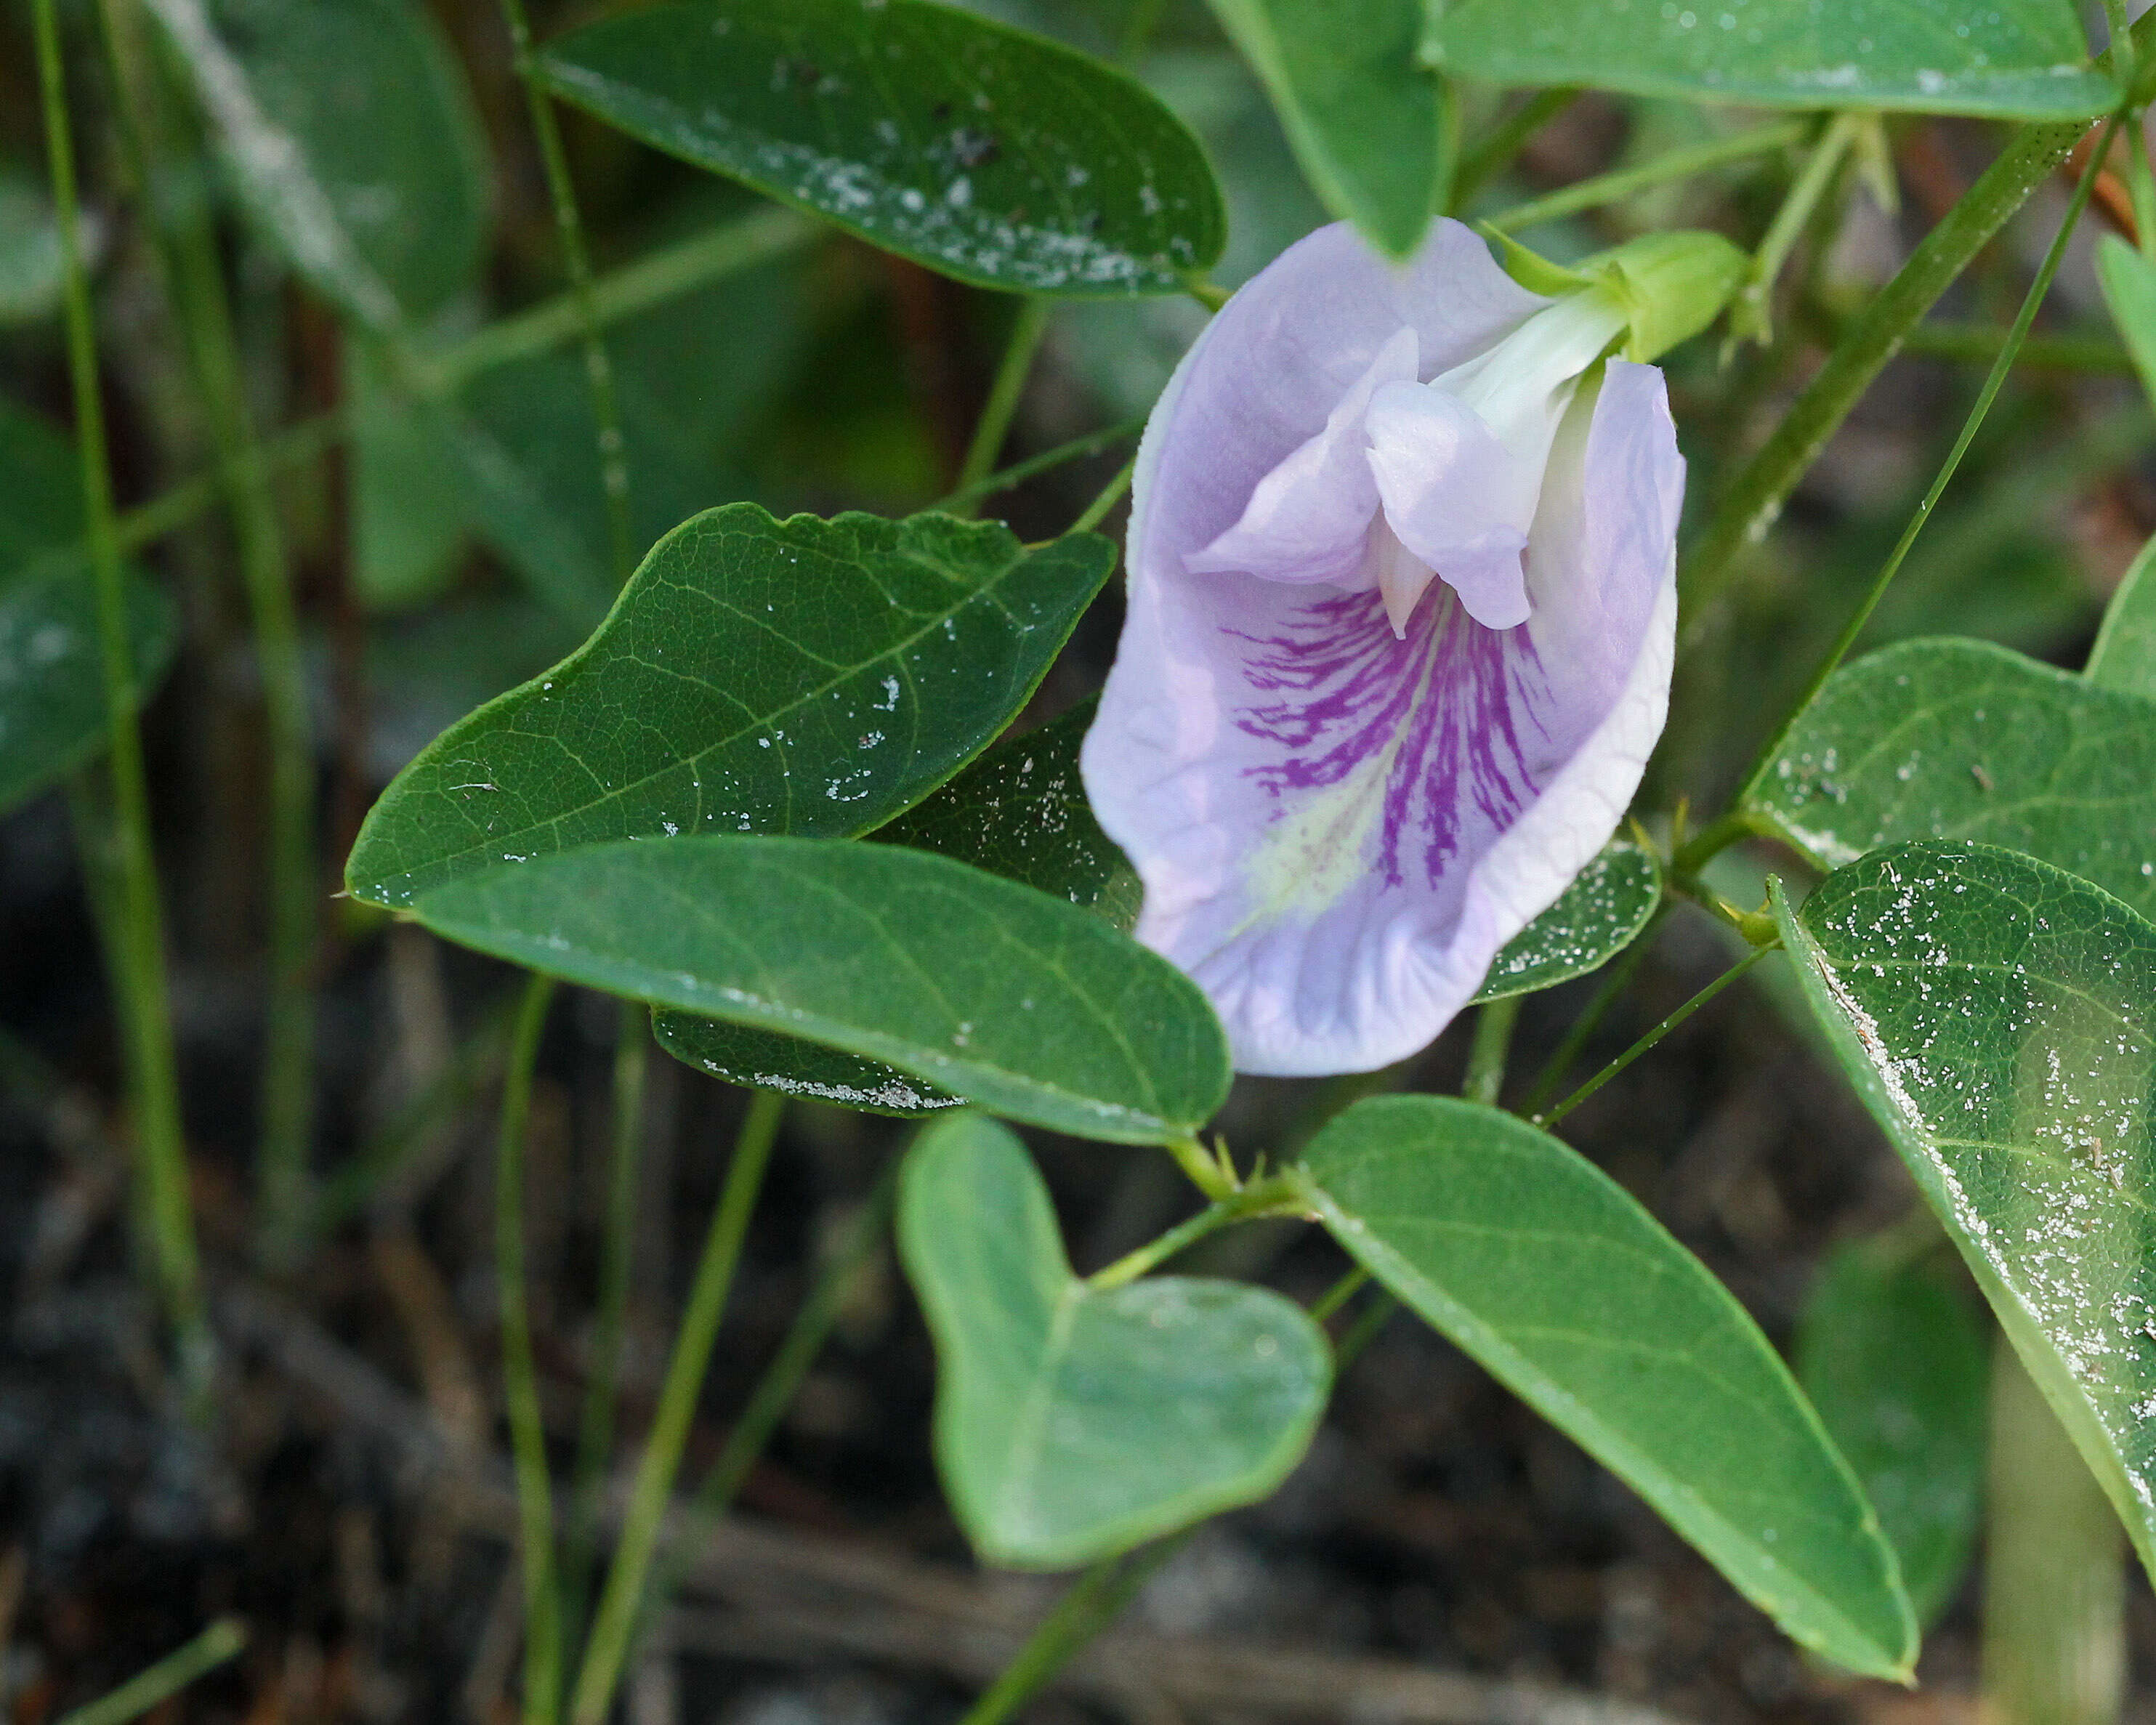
xmin=1482 ymin=225 xmax=1748 ymax=363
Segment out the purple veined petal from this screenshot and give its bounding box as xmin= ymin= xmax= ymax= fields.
xmin=1129 ymin=221 xmax=1547 ymax=607
xmin=1083 ymin=358 xmax=1679 ymax=1078
xmin=1184 ymin=326 xmax=1417 ymax=588
xmin=1362 ymin=381 xmax=1533 ymax=632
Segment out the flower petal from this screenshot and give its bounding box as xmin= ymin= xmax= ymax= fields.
xmin=1184 ymin=327 xmax=1417 ymax=587
xmin=1363 ymin=380 xmax=1533 ymax=631
xmin=1126 ymin=220 xmax=1547 ymax=608
xmin=1084 ymin=355 xmax=1679 ymax=1077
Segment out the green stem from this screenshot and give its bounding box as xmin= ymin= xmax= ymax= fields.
xmin=1896 ymin=322 xmax=2133 ymax=373
xmin=1086 ymin=1174 xmax=1304 ymax=1292
xmin=100 ymin=0 xmax=320 ymax=1270
xmin=1461 ymin=995 xmax=1520 ymax=1108
xmin=1729 ymin=113 xmax=1856 ymax=345
xmin=953 ymin=297 xmax=1053 ymax=517
xmin=1070 ymin=458 xmax=1135 ymax=535
xmin=1679 ymin=114 xmax=2092 ymax=631
xmin=54 ymin=1617 xmax=246 ymax=1725
xmin=633 ymin=1159 xmax=903 ymax=1651
xmin=568 ymin=1091 xmax=784 ymax=1725
xmin=498 ymin=974 xmax=563 ymax=1725
xmin=1981 ymin=1332 xmax=2125 ymax=1725
xmin=1485 ymin=117 xmax=1808 ymax=235
xmin=956 ymin=1538 xmax=1188 ymax=1725
xmin=496 ymin=0 xmax=633 ymax=581
xmin=1449 ymin=87 xmax=1579 ymax=214
xmin=1514 ymin=904 xmax=1671 ymax=1119
xmin=1732 ymin=114 xmax=2115 ymax=809
xmin=1308 ymin=1266 xmax=1368 ymax=1324
xmin=33 ymin=0 xmax=208 ymax=1397
xmin=929 ymin=413 xmax=1146 ymax=515
xmin=563 ymin=1001 xmax=650 ymax=1654
xmin=1535 ymin=944 xmax=1774 ymax=1131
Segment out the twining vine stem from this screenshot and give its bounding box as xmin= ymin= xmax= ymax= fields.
xmin=31 ymin=0 xmax=210 ymax=1401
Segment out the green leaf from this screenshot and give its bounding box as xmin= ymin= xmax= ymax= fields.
xmin=654 ymin=699 xmax=1134 ymax=1112
xmin=1794 ymin=1245 xmax=1987 ymax=1628
xmin=2088 ymin=531 xmax=2156 ymax=703
xmin=2099 ymin=235 xmax=2156 ymax=411
xmin=1743 ymin=637 xmax=2156 ymax=924
xmin=1470 ymin=838 xmax=1661 ymax=1003
xmin=899 ymin=1112 xmax=1328 ymax=1566
xmin=1298 ymin=1095 xmax=1915 ymax=1678
xmin=1425 ymin=0 xmax=2113 ymax=121
xmin=1203 ymin=0 xmax=1442 ymax=259
xmin=344 ymin=507 xmax=1115 ymax=907
xmin=1775 ymin=841 xmax=2156 ymax=1588
xmin=352 ymin=347 xmax=467 ymax=613
xmin=0 ymin=402 xmax=176 ymax=816
xmin=411 ymin=836 xmax=1231 ymax=1143
xmin=147 ymin=0 xmax=491 ymax=328
xmin=878 ymin=698 xmax=1139 ymax=931
xmin=536 ymin=0 xmax=1226 ymax=295
xmin=651 ymin=1012 xmax=961 ymax=1115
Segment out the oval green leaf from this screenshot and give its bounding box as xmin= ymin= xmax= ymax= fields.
xmin=900 ymin=1112 xmax=1328 ymax=1567
xmin=411 ymin=836 xmax=1231 ymax=1143
xmin=0 ymin=403 xmax=176 ymax=816
xmin=344 ymin=507 xmax=1115 ymax=907
xmin=1204 ymin=0 xmax=1443 ymax=259
xmin=1743 ymin=637 xmax=2156 ymax=922
xmin=650 ymin=1014 xmax=961 ymax=1116
xmin=1794 ymin=1244 xmax=1987 ymax=1629
xmin=1426 ymin=0 xmax=2113 ymax=120
xmin=878 ymin=698 xmax=1139 ymax=930
xmin=535 ymin=0 xmax=1225 ymax=295
xmin=655 ymin=698 xmax=1134 ymax=1111
xmin=1298 ymin=1094 xmax=1915 ymax=1678
xmin=1470 ymin=838 xmax=1662 ymax=1003
xmin=1776 ymin=841 xmax=2156 ymax=1588
xmin=145 ymin=0 xmax=491 ymax=328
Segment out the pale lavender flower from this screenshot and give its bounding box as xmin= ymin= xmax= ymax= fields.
xmin=1081 ymin=219 xmax=1689 ymax=1078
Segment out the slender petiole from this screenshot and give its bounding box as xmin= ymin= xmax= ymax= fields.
xmin=1449 ymin=86 xmax=1580 ymax=214
xmin=1732 ymin=110 xmax=2120 ymax=808
xmin=929 ymin=413 xmax=1147 ymax=515
xmin=953 ymin=297 xmax=1054 ymax=516
xmin=568 ymin=1090 xmax=786 ymax=1725
xmin=1086 ymin=1173 xmax=1306 ymax=1292
xmin=1070 ymin=458 xmax=1136 ymax=536
xmin=33 ymin=0 xmax=209 ymax=1400
xmin=1727 ymin=113 xmax=1859 ymax=346
xmin=1484 ymin=117 xmax=1808 ymax=235
xmin=53 ymin=1617 xmax=246 ymax=1725
xmin=1462 ymin=995 xmax=1521 ymax=1108
xmin=497 ymin=974 xmax=562 ymax=1725
xmin=1514 ymin=904 xmax=1671 ymax=1120
xmin=494 ymin=0 xmax=634 ymax=581
xmin=1535 ymin=944 xmax=1776 ymax=1131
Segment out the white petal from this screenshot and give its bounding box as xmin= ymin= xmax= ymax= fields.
xmin=1363 ymin=381 xmax=1533 ymax=631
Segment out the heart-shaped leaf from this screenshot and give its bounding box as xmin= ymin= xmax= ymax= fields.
xmin=1426 ymin=0 xmax=2113 ymax=120
xmin=1795 ymin=1244 xmax=1987 ymax=1629
xmin=1744 ymin=637 xmax=2156 ymax=922
xmin=0 ymin=403 xmax=176 ymax=816
xmin=1470 ymin=839 xmax=1662 ymax=1003
xmin=1204 ymin=0 xmax=1443 ymax=259
xmin=345 ymin=507 xmax=1115 ymax=907
xmin=899 ymin=1112 xmax=1328 ymax=1567
xmin=411 ymin=836 xmax=1231 ymax=1144
xmin=145 ymin=0 xmax=492 ymax=328
xmin=538 ymin=0 xmax=1226 ymax=296
xmin=1777 ymin=841 xmax=2156 ymax=1587
xmin=1298 ymin=1095 xmax=1915 ymax=1678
